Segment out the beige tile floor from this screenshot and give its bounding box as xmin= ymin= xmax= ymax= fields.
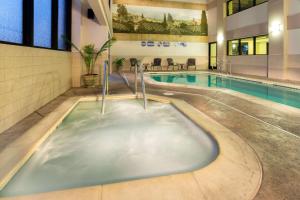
xmin=1 ymin=73 xmax=299 ymax=200
xmin=138 ymin=73 xmax=300 ymax=200
xmin=0 ymin=94 xmax=262 ymax=200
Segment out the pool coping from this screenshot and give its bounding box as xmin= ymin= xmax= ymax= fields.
xmin=147 ymin=71 xmax=300 ymax=90
xmin=145 ymin=72 xmax=300 ymax=114
xmin=0 ymin=94 xmax=262 ymax=200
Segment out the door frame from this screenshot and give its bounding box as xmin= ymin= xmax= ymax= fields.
xmin=208 ymin=42 xmax=217 ymax=70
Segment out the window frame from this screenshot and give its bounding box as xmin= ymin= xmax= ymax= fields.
xmin=226 ymin=0 xmax=268 ymax=16
xmin=227 ymin=35 xmax=269 ymax=56
xmin=0 ymin=0 xmax=72 ymax=51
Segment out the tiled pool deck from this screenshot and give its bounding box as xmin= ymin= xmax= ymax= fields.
xmin=140 ymin=73 xmax=300 ymax=200
xmin=0 ymin=73 xmax=299 ymax=200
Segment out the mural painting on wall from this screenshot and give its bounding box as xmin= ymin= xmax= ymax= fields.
xmin=112 ymin=4 xmax=208 ymax=36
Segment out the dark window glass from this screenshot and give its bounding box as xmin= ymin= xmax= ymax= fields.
xmin=240 ymin=0 xmax=254 ymax=11
xmin=227 ymin=0 xmax=268 ymax=16
xmin=34 ymin=0 xmax=52 ymax=48
xmin=58 ymin=0 xmax=67 ymax=49
xmin=232 ymin=0 xmax=240 ymax=14
xmin=0 ymin=0 xmax=23 ymax=43
xmin=256 ymin=0 xmax=268 ymax=5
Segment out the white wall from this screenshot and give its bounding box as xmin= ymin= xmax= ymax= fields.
xmin=288 ymin=0 xmax=300 ymax=16
xmin=71 ymin=0 xmax=110 ymax=87
xmin=111 ymin=41 xmax=208 ymax=71
xmin=111 ymin=41 xmax=207 ymax=57
xmin=207 ymin=7 xmax=217 ymax=37
xmin=226 ymin=3 xmax=268 ymax=31
xmin=288 ymin=29 xmax=300 ymax=55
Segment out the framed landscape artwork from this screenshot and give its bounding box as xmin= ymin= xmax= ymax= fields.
xmin=112 ymin=4 xmax=208 ymax=36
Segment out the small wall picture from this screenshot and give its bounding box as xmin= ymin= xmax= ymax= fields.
xmin=157 ymin=41 xmax=163 ymax=47
xmin=180 ymin=42 xmax=187 ymax=47
xmin=147 ymin=41 xmax=155 ymax=47
xmin=163 ymin=41 xmax=170 ymax=47
xmin=141 ymin=41 xmax=146 ymax=46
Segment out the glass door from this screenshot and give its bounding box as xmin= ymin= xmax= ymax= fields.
xmin=209 ymin=42 xmax=217 ymax=70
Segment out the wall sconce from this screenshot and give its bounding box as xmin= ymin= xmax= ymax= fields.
xmin=217 ymin=33 xmax=224 ymax=44
xmin=270 ymin=21 xmax=283 ymax=36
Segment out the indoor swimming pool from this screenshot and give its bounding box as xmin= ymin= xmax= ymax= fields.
xmin=151 ymin=73 xmax=300 ymax=109
xmin=0 ymin=100 xmax=218 ymax=197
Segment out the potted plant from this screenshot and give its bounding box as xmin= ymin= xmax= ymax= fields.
xmin=113 ymin=57 xmax=125 ymax=72
xmin=64 ymin=36 xmax=115 ymax=87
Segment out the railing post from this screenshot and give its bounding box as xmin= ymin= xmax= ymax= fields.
xmin=101 ymin=61 xmax=108 ymax=115
xmin=134 ymin=64 xmax=138 ymax=97
xmin=138 ymin=62 xmax=147 ymax=110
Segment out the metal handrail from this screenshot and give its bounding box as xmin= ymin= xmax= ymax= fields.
xmin=139 ymin=63 xmax=147 ymax=110
xmin=217 ymin=60 xmax=223 ymax=74
xmin=101 ymin=61 xmax=108 ymax=115
xmin=216 ymin=60 xmax=232 ymax=75
xmin=227 ymin=60 xmax=232 ymax=75
xmin=120 ymin=72 xmax=130 ymax=87
xmin=134 ymin=64 xmax=138 ymax=97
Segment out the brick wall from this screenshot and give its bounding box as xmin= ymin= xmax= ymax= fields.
xmin=0 ymin=44 xmax=72 ymax=133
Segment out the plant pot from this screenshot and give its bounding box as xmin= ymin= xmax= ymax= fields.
xmin=82 ymin=74 xmax=98 ymax=88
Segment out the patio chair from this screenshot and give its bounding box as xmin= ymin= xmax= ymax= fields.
xmin=186 ymin=58 xmax=196 ymax=70
xmin=151 ymin=58 xmax=162 ymax=71
xmin=130 ymin=58 xmax=138 ymax=72
xmin=167 ymin=58 xmax=179 ymax=71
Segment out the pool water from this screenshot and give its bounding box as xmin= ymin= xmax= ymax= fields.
xmin=0 ymin=100 xmax=218 ymax=197
xmin=151 ymin=73 xmax=300 ymax=109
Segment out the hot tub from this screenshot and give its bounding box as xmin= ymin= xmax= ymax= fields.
xmin=0 ymin=99 xmax=218 ymax=197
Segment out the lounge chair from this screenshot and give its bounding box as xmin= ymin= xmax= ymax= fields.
xmin=186 ymin=58 xmax=196 ymax=70
xmin=130 ymin=58 xmax=138 ymax=72
xmin=167 ymin=58 xmax=179 ymax=71
xmin=151 ymin=58 xmax=162 ymax=71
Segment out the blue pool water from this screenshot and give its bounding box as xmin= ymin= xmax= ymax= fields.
xmin=151 ymin=73 xmax=300 ymax=109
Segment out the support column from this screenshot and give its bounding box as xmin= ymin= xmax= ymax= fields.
xmin=268 ymin=0 xmax=288 ymax=80
xmin=71 ymin=0 xmax=83 ymax=87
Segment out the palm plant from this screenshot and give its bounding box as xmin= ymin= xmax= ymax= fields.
xmin=63 ymin=36 xmax=116 ymax=75
xmin=113 ymin=57 xmax=125 ymax=71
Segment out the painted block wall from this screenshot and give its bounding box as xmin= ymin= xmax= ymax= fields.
xmin=287 ymin=0 xmax=300 ymax=81
xmin=0 ymin=44 xmax=72 ymax=133
xmin=71 ymin=0 xmax=109 ymax=87
xmin=111 ymin=41 xmax=208 ymax=71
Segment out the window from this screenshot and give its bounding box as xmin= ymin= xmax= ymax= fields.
xmin=58 ymin=0 xmax=67 ymax=49
xmin=227 ymin=35 xmax=268 ymax=56
xmin=256 ymin=0 xmax=268 ymax=5
xmin=227 ymin=0 xmax=234 ymax=16
xmin=255 ymin=36 xmax=269 ymax=55
xmin=227 ymin=0 xmax=268 ymax=16
xmin=34 ymin=0 xmax=52 ymax=48
xmin=0 ymin=0 xmax=23 ymax=44
xmin=241 ymin=37 xmax=254 ymax=55
xmin=228 ymin=40 xmax=240 ymax=56
xmin=240 ymin=0 xmax=254 ymax=11
xmin=0 ymin=0 xmax=71 ymax=51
